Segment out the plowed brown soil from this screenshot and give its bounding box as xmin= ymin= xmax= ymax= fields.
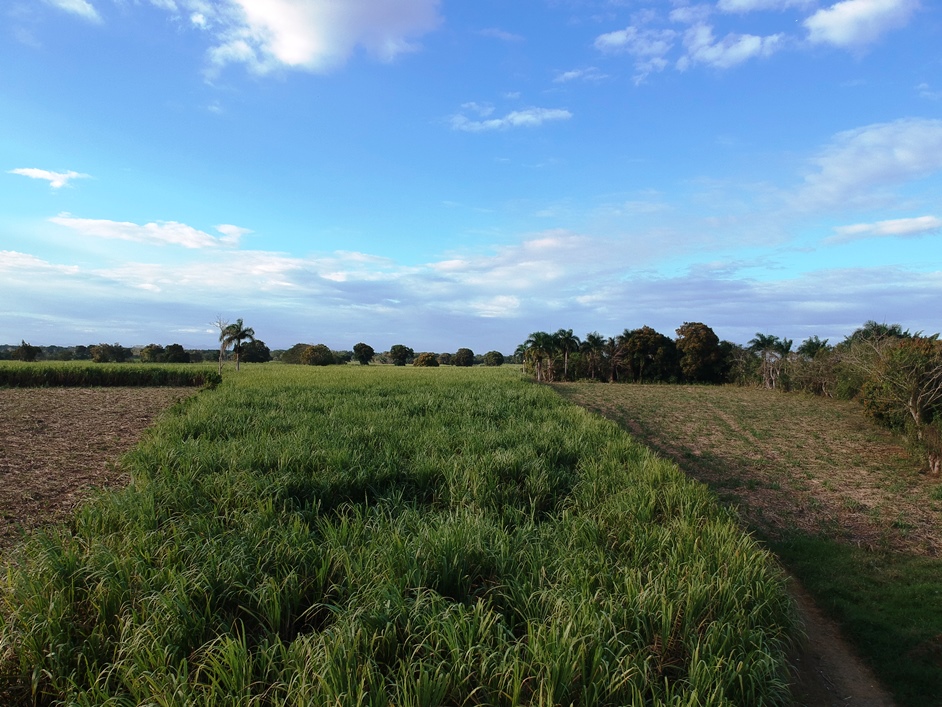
xmin=0 ymin=387 xmax=192 ymax=553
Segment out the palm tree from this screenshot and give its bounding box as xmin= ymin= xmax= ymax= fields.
xmin=219 ymin=318 xmax=255 ymax=372
xmin=748 ymin=333 xmax=783 ymax=389
xmin=554 ymin=328 xmax=580 ymax=381
xmin=580 ymin=332 xmax=606 ymax=381
xmin=523 ymin=331 xmax=555 ymax=382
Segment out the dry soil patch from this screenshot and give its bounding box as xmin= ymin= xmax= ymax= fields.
xmin=0 ymin=387 xmax=191 ymax=553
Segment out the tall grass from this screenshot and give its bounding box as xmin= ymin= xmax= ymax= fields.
xmin=0 ymin=366 xmax=795 ymax=705
xmin=0 ymin=361 xmax=220 ymax=388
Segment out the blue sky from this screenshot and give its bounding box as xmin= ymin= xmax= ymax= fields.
xmin=2 ymin=0 xmax=940 ymax=353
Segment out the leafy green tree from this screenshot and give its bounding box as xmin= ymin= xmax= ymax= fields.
xmin=239 ymin=340 xmax=272 ymax=363
xmin=438 ymin=352 xmax=453 ymax=365
xmin=91 ymin=343 xmax=131 ymax=363
xmin=12 ymin=340 xmax=42 ymax=362
xmin=280 ymin=344 xmax=311 ymax=365
xmin=353 ymin=342 xmax=375 ymax=365
xmin=675 ymin=322 xmax=721 ymax=383
xmin=413 ymin=352 xmax=440 ymax=367
xmin=522 ymin=332 xmax=555 ymax=381
xmin=139 ymin=344 xmax=166 ymax=363
xmin=483 ymin=350 xmax=504 ymax=366
xmin=301 ymin=344 xmax=335 ymax=366
xmin=797 ymin=335 xmax=831 ymax=359
xmin=163 ymin=344 xmax=190 ymax=363
xmin=453 ymin=348 xmax=475 ymax=367
xmin=388 ymin=344 xmax=414 ymax=366
xmin=186 ymin=350 xmax=204 ymax=363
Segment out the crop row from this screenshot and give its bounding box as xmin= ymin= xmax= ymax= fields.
xmin=0 ymin=361 xmax=221 ymax=388
xmin=0 ymin=365 xmax=794 ymax=705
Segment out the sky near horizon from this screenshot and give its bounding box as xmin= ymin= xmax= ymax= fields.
xmin=1 ymin=0 xmax=940 ymax=354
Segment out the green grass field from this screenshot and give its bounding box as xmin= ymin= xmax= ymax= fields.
xmin=1 ymin=365 xmax=794 ymax=705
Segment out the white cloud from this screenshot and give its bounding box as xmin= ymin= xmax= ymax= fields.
xmin=49 ymin=215 xmax=247 ymax=249
xmin=0 ymin=251 xmax=80 ymax=275
xmin=827 ymin=215 xmax=942 ymax=243
xmin=594 ymin=26 xmax=676 ymax=57
xmin=799 ymin=118 xmax=942 ymax=208
xmin=44 ymin=0 xmax=101 ymax=22
xmin=8 ymin=168 xmax=91 ymax=189
xmin=203 ymin=0 xmax=442 ymax=74
xmin=678 ymin=23 xmax=784 ymax=70
xmin=804 ymin=0 xmax=918 ymax=49
xmin=451 ymin=107 xmax=572 ymax=133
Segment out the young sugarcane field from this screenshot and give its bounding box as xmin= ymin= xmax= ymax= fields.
xmin=0 ymin=363 xmax=797 ymax=706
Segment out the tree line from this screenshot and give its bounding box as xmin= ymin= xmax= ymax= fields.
xmin=517 ymin=321 xmax=942 ymax=475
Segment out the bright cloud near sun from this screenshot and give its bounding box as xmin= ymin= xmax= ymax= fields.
xmin=201 ymin=0 xmax=442 ymax=74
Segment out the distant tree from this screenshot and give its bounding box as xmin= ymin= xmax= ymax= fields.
xmin=522 ymin=332 xmax=555 ymax=381
xmin=160 ymin=344 xmax=189 ymax=363
xmin=438 ymin=352 xmax=453 ymax=365
xmin=280 ymin=343 xmax=312 ymax=365
xmin=388 ymin=344 xmax=414 ymax=366
xmin=797 ymin=335 xmax=831 ymax=360
xmin=301 ymin=344 xmax=335 ymax=366
xmin=483 ymin=350 xmax=505 ymax=366
xmin=352 ymin=342 xmax=375 ymax=365
xmin=620 ymin=326 xmax=676 ymax=383
xmin=579 ymin=332 xmax=606 ymax=381
xmin=218 ymin=318 xmax=255 ymax=372
xmin=139 ymin=344 xmax=166 ymax=363
xmin=239 ymin=339 xmax=272 ymax=363
xmin=72 ymin=345 xmax=92 ymax=361
xmin=12 ymin=340 xmax=42 ymax=362
xmin=553 ymin=329 xmax=580 ymax=380
xmin=675 ymin=322 xmax=721 ymax=383
xmin=453 ymin=348 xmax=475 ymax=367
xmin=91 ymin=343 xmax=131 ymax=363
xmin=413 ymin=352 xmax=440 ymax=367
xmin=186 ymin=349 xmax=204 ymax=363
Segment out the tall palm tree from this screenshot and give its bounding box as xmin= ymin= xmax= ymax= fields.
xmin=219 ymin=318 xmax=255 ymax=372
xmin=524 ymin=331 xmax=555 ymax=382
xmin=580 ymin=332 xmax=605 ymax=381
xmin=554 ymin=328 xmax=581 ymax=381
xmin=748 ymin=333 xmax=781 ymax=389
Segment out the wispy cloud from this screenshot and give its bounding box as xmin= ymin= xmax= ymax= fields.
xmin=44 ymin=0 xmax=101 ymax=23
xmin=49 ymin=215 xmax=250 ymax=248
xmin=477 ymin=27 xmax=524 ymax=42
xmin=198 ymin=0 xmax=442 ymax=75
xmin=450 ymin=107 xmax=572 ymax=133
xmin=827 ymin=215 xmax=942 ymax=243
xmin=9 ymin=168 xmax=91 ymax=189
xmin=677 ymin=24 xmax=784 ymax=70
xmin=798 ymin=118 xmax=942 ymax=208
xmin=553 ymin=67 xmax=607 ymax=83
xmin=804 ymin=0 xmax=918 ymax=49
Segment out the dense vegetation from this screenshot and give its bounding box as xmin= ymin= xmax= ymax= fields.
xmin=0 ymin=366 xmax=794 ymax=705
xmin=0 ymin=361 xmax=221 ymax=388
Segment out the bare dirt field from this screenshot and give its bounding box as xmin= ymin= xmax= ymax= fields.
xmin=0 ymin=387 xmax=192 ymax=554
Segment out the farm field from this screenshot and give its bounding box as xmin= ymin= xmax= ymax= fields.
xmin=1 ymin=365 xmax=794 ymax=705
xmin=556 ymin=382 xmax=942 ymax=707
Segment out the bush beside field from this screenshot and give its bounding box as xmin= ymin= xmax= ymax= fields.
xmin=0 ymin=366 xmax=794 ymax=705
xmin=0 ymin=361 xmax=221 ymax=388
